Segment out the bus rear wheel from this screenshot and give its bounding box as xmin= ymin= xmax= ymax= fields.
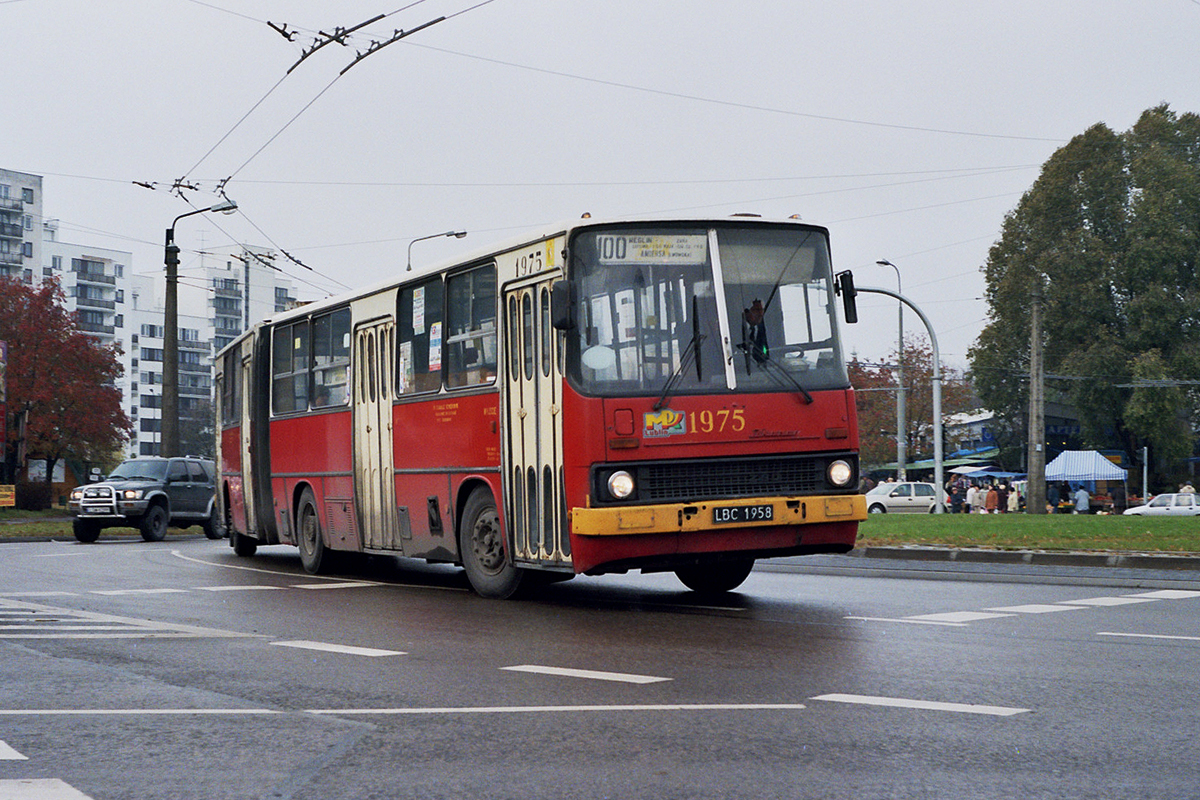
xmin=297 ymin=489 xmax=328 ymax=574
xmin=674 ymin=558 xmax=755 ymax=594
xmin=459 ymin=489 xmax=524 ymax=599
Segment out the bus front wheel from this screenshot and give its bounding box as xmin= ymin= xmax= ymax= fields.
xmin=675 ymin=558 xmax=755 ymax=594
xmin=459 ymin=489 xmax=524 ymax=599
xmin=297 ymin=489 xmax=328 ymax=574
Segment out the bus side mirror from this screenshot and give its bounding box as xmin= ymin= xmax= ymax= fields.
xmin=835 ymin=270 xmax=858 ymax=324
xmin=551 ymin=280 xmax=577 ymax=330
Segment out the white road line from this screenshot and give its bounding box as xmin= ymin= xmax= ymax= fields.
xmin=290 ymin=582 xmax=379 ymax=590
xmin=0 ymin=709 xmax=280 ymax=716
xmin=0 ymin=740 xmax=27 ymax=760
xmin=1059 ymin=596 xmax=1157 ymax=607
xmin=1098 ymin=632 xmax=1200 ymax=643
xmin=502 ymin=665 xmax=671 ymax=684
xmin=89 ymin=589 xmax=189 ymax=596
xmin=0 ymin=598 xmax=251 ymax=640
xmin=194 ymin=585 xmax=285 ymax=592
xmin=0 ymin=779 xmax=95 ymax=799
xmin=0 ymin=593 xmax=76 ymax=598
xmin=271 ymin=640 xmax=405 ymax=657
xmin=810 ymin=693 xmax=1029 ymax=717
xmin=170 ymin=549 xmax=471 ymax=592
xmin=845 ymin=616 xmax=968 ymax=627
xmin=1127 ymin=590 xmax=1200 ymax=600
xmin=985 ymin=604 xmax=1087 ymax=614
xmin=309 ymin=703 xmax=804 ymax=716
xmin=905 ymin=611 xmax=1015 ymax=624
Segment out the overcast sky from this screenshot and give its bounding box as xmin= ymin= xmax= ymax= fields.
xmin=7 ymin=0 xmax=1199 ymax=367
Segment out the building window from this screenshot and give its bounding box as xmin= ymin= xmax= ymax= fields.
xmin=22 ymin=243 xmax=32 ymax=257
xmin=21 ymin=188 xmax=34 ymax=203
xmin=114 ymin=314 xmax=123 ymax=328
xmin=115 ymin=289 xmax=124 ymax=303
xmin=52 ymin=255 xmax=62 ymax=270
xmin=141 ymin=348 xmax=163 ymax=362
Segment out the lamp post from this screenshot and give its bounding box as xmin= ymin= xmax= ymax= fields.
xmin=407 ymin=230 xmax=467 ymax=271
xmin=876 ymin=259 xmax=906 ymax=480
xmin=163 ymin=198 xmax=237 ymax=457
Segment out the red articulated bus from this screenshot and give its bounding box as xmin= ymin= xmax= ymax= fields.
xmin=215 ymin=216 xmax=867 ymax=598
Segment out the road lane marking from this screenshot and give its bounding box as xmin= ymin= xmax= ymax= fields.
xmin=271 ymin=640 xmax=405 ymax=657
xmin=170 ymin=549 xmax=471 ymax=592
xmin=1098 ymin=632 xmax=1200 ymax=643
xmin=1059 ymin=597 xmax=1157 ymax=607
xmin=89 ymin=589 xmax=189 ymax=596
xmin=905 ymin=611 xmax=1015 ymax=624
xmin=290 ymin=582 xmax=379 ymax=590
xmin=0 ymin=709 xmax=280 ymax=716
xmin=0 ymin=740 xmax=27 ymax=760
xmin=502 ymin=665 xmax=671 ymax=684
xmin=194 ymin=585 xmax=285 ymax=592
xmin=985 ymin=604 xmax=1087 ymax=614
xmin=0 ymin=593 xmax=77 ymax=598
xmin=309 ymin=703 xmax=803 ymax=716
xmin=810 ymin=693 xmax=1029 ymax=717
xmin=1127 ymin=590 xmax=1200 ymax=600
xmin=0 ymin=598 xmax=251 ymax=640
xmin=0 ymin=779 xmax=95 ymax=799
xmin=845 ymin=616 xmax=968 ymax=627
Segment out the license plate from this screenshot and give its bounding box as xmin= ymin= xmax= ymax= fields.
xmin=86 ymin=508 xmax=106 ymax=514
xmin=713 ymin=503 xmax=774 ymax=524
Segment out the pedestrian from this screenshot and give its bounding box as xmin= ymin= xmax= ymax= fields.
xmin=949 ymin=485 xmax=963 ymax=514
xmin=985 ymin=484 xmax=999 ymax=514
xmin=1074 ymin=484 xmax=1090 ymax=514
xmin=965 ymin=483 xmax=978 ymax=514
xmin=1007 ymin=484 xmax=1020 ymax=513
xmin=996 ymin=483 xmax=1009 ymax=513
xmin=1047 ymin=482 xmax=1060 ymax=512
xmin=1181 ymin=481 xmax=1195 ymax=493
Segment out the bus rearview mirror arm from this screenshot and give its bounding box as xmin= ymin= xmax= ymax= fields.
xmin=835 ymin=270 xmax=858 ymax=324
xmin=551 ymin=280 xmax=577 ymax=330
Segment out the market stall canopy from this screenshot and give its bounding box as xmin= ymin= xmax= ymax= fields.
xmin=1045 ymin=450 xmax=1127 ymax=482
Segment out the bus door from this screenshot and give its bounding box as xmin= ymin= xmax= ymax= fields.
xmin=503 ymin=275 xmax=570 ymax=567
xmin=238 ymin=351 xmax=258 ymax=535
xmin=353 ymin=318 xmax=401 ymax=551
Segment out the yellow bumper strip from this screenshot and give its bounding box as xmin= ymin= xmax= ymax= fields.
xmin=571 ymin=494 xmax=867 ymax=537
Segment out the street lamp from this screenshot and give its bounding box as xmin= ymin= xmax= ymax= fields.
xmin=163 ymin=198 xmax=237 ymax=457
xmin=876 ymin=259 xmax=906 ymax=480
xmin=407 ymin=230 xmax=467 ymax=271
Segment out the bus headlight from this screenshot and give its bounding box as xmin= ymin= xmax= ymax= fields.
xmin=828 ymin=460 xmax=853 ymax=488
xmin=607 ymin=470 xmax=635 ymax=500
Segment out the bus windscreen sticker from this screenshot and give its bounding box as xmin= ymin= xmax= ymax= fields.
xmin=413 ymin=286 xmax=426 ymax=334
xmin=429 ymin=321 xmax=442 ymax=370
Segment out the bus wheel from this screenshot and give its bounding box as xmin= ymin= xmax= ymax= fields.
xmin=674 ymin=558 xmax=755 ymax=594
xmin=459 ymin=489 xmax=523 ymax=599
xmin=73 ymin=518 xmax=101 ymax=544
xmin=140 ymin=504 xmax=168 ymax=542
xmin=297 ymin=490 xmax=327 ymax=574
xmin=230 ymin=529 xmax=257 ymax=558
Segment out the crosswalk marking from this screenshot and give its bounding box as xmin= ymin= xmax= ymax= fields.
xmin=502 ymin=665 xmax=672 ymax=684
xmin=0 ymin=779 xmax=95 ymax=799
xmin=810 ymin=693 xmax=1029 ymax=717
xmin=985 ymin=604 xmax=1086 ymax=614
xmin=0 ymin=740 xmax=27 ymax=760
xmin=270 ymin=640 xmax=404 ymax=657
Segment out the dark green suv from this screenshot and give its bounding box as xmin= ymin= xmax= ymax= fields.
xmin=68 ymin=457 xmax=219 ymax=543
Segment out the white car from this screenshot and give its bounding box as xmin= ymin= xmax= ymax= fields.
xmin=865 ymin=481 xmax=945 ymax=513
xmin=1122 ymin=493 xmax=1200 ymax=516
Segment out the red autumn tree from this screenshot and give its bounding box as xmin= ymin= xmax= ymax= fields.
xmin=0 ymin=278 xmax=131 ymax=485
xmin=849 ymin=336 xmax=977 ymax=472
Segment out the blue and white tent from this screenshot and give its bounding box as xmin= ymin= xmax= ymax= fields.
xmin=1045 ymin=451 xmax=1127 ymax=482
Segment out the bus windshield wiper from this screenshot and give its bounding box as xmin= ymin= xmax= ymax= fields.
xmin=742 ymin=347 xmax=813 ymax=404
xmin=654 ymin=297 xmax=708 ymax=411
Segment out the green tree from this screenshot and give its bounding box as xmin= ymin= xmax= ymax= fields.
xmin=969 ymin=104 xmax=1200 ymax=471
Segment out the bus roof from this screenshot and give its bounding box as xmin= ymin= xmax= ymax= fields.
xmin=216 ymin=214 xmax=828 ymax=357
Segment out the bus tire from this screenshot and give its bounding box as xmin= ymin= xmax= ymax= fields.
xmin=674 ymin=558 xmax=755 ymax=594
xmin=230 ymin=529 xmax=257 ymax=557
xmin=73 ymin=518 xmax=101 ymax=544
xmin=297 ymin=489 xmax=328 ymax=574
xmin=459 ymin=488 xmax=524 ymax=599
xmin=140 ymin=504 xmax=168 ymax=542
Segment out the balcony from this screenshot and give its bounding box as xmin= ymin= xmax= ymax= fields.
xmin=0 ymin=252 xmax=24 ymax=266
xmin=76 ymin=296 xmax=116 ymax=310
xmin=0 ymin=197 xmax=22 ymax=212
xmin=0 ymin=223 xmax=22 ymax=239
xmin=179 ymin=339 xmax=212 ymax=353
xmin=75 ymin=270 xmax=116 ymax=286
xmin=78 ymin=320 xmax=115 ymax=335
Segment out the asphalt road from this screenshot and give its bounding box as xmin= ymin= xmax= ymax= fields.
xmin=1 ymin=536 xmax=1199 ymax=799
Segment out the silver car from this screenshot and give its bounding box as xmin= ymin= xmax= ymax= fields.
xmin=865 ymin=481 xmax=944 ymax=513
xmin=1122 ymin=493 xmax=1200 ymax=516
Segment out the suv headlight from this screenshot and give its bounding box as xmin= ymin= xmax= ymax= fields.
xmin=70 ymin=489 xmax=83 ymax=501
xmin=828 ymin=460 xmax=853 ymax=487
xmin=122 ymin=489 xmax=144 ymax=500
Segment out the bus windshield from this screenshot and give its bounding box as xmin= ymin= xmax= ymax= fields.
xmin=566 ymin=223 xmax=848 ymax=398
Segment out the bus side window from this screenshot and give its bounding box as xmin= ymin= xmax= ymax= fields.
xmin=271 ymin=320 xmax=309 ymax=414
xmin=311 ymin=308 xmax=350 ymax=407
xmin=397 ymin=278 xmax=445 ymax=395
xmin=445 ymin=264 xmax=497 ymax=389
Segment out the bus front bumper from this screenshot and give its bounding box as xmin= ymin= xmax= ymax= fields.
xmin=570 ymin=494 xmax=867 ymax=537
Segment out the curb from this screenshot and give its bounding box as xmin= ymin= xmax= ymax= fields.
xmin=854 ymin=545 xmax=1200 ymax=572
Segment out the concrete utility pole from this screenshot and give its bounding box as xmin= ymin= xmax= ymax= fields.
xmin=1026 ymin=276 xmax=1047 ymax=513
